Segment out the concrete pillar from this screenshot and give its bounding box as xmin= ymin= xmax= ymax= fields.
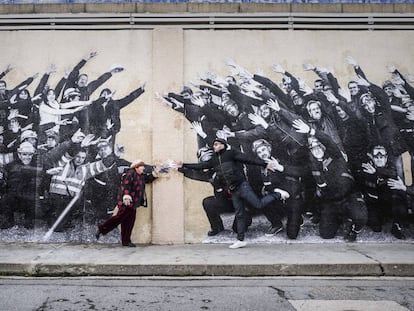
xmin=151 ymin=28 xmax=185 ymax=244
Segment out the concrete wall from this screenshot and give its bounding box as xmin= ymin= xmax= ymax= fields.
xmin=0 ymin=28 xmax=413 ymax=244
xmin=1 ymin=3 xmax=414 ymax=14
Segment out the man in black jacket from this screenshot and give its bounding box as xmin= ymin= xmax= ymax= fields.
xmin=293 ymin=119 xmax=367 ymax=242
xmin=176 ymin=137 xmax=289 ymax=249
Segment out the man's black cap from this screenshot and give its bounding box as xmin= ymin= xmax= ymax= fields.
xmin=213 ymin=137 xmax=228 ymax=146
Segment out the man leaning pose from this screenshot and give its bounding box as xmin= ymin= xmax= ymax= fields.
xmin=175 ymin=137 xmax=289 ymax=249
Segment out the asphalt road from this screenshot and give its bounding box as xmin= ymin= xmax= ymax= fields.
xmin=0 ymin=277 xmax=413 ymax=311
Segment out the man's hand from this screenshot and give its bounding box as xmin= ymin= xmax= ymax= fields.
xmin=110 ymin=66 xmax=124 ymax=74
xmin=81 ymin=134 xmax=99 ymax=148
xmin=267 ymin=157 xmax=284 ymax=172
xmin=362 ymin=162 xmax=376 ymax=174
xmin=266 ymin=161 xmax=277 ymax=172
xmin=86 ymin=51 xmax=98 ymax=61
xmin=191 ymin=96 xmax=205 ymax=107
xmin=216 ymin=129 xmax=229 ymax=141
xmin=386 ymin=64 xmax=396 ymax=73
xmin=355 ymin=75 xmax=370 ymax=87
xmin=46 ymin=167 xmax=64 ymax=175
xmin=298 ymin=77 xmax=313 ymax=95
xmin=302 ymin=63 xmax=315 ymax=71
xmin=266 ymin=98 xmax=280 ymax=112
xmin=4 ymin=64 xmax=12 ymax=74
xmin=248 ymin=113 xmax=268 ymax=129
xmin=191 ymin=121 xmax=207 ymax=139
xmin=8 ymin=109 xmax=19 ymax=120
xmin=406 ymin=74 xmax=414 ymax=83
xmin=272 ymin=64 xmax=285 ymax=74
xmin=46 ymin=64 xmax=57 ymax=75
xmin=392 ymin=73 xmax=405 ymax=86
xmin=292 ymin=119 xmax=311 ymax=134
xmin=58 ymin=118 xmax=70 ymax=126
xmin=32 ymin=93 xmax=43 ymax=101
xmin=274 ymin=188 xmax=290 ymax=200
xmin=387 ymin=176 xmax=407 ymax=191
xmin=64 ymin=67 xmax=71 ymax=79
xmin=325 ymin=91 xmax=339 ymax=104
xmin=338 ymin=88 xmax=351 ymax=102
xmin=346 ymin=56 xmax=358 ymax=67
xmin=155 ymin=92 xmax=173 ymax=108
xmin=171 ymin=160 xmax=183 ymax=169
xmin=104 ymin=90 xmax=116 ymax=100
xmin=71 ymin=129 xmax=85 ymax=143
xmin=406 ymin=110 xmax=414 ymax=121
xmin=106 ymin=119 xmax=114 ymax=130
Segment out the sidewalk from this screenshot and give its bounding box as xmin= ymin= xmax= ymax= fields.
xmin=0 ymin=242 xmax=413 ymax=277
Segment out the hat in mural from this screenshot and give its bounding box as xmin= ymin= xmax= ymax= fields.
xmin=45 ymin=129 xmax=59 ymax=140
xmin=382 ymin=80 xmax=394 ymax=89
xmin=20 ymin=130 xmax=38 ymax=142
xmin=213 ymin=137 xmax=227 ymax=147
xmin=97 ymin=138 xmax=111 ymax=149
xmin=17 ymin=141 xmax=36 ymax=154
xmin=252 ymin=138 xmax=271 ymax=154
xmin=359 ymin=92 xmax=373 ymax=106
xmin=180 ymin=86 xmax=193 ymax=96
xmin=308 ymin=136 xmax=323 ymax=149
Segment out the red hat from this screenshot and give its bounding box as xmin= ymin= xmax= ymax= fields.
xmin=130 ymin=159 xmax=145 ymax=169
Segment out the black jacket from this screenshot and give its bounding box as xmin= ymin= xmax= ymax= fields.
xmin=183 ymin=147 xmax=266 ymax=191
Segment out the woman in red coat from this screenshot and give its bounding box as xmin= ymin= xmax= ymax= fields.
xmin=96 ymin=159 xmax=158 ymax=247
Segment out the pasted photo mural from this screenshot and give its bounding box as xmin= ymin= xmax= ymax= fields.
xmin=0 ymin=29 xmax=413 ymax=244
xmin=0 ymin=29 xmax=153 ymax=243
xmin=0 ymin=51 xmax=147 ymax=241
xmin=160 ymin=54 xmax=414 ymax=243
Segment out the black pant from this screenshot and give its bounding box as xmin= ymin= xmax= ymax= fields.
xmin=366 ymin=195 xmax=408 ymax=231
xmin=231 ymin=181 xmax=279 ymax=241
xmin=319 ymin=192 xmax=368 ymax=239
xmin=4 ymin=195 xmax=36 ymax=228
xmin=285 ymin=198 xmax=303 ymax=239
xmin=202 ymin=196 xmax=234 ymax=232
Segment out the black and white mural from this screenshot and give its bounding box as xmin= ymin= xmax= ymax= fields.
xmin=0 ymin=52 xmax=145 ymax=242
xmin=1 ymin=45 xmax=414 ymax=244
xmin=160 ymin=57 xmax=414 ymax=242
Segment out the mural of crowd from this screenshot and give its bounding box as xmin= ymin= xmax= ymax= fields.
xmin=0 ymin=52 xmax=146 ymax=238
xmin=159 ymin=57 xmax=414 ymax=242
xmin=1 ymin=50 xmax=414 ymax=243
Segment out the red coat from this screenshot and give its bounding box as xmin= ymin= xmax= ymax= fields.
xmin=117 ymin=167 xmax=156 ymax=209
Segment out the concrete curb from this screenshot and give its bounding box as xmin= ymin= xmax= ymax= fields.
xmin=0 ymin=242 xmax=413 ymax=277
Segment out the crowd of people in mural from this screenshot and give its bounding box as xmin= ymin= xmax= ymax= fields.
xmin=159 ymin=56 xmax=414 ymax=245
xmin=1 ymin=50 xmax=414 ymax=246
xmin=0 ymin=52 xmax=147 ymax=235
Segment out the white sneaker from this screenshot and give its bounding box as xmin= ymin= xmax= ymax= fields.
xmin=229 ymin=240 xmax=247 ymax=249
xmin=274 ymin=188 xmax=290 ymax=200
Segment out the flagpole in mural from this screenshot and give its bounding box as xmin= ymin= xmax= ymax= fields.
xmin=42 ymin=191 xmax=83 ymax=241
